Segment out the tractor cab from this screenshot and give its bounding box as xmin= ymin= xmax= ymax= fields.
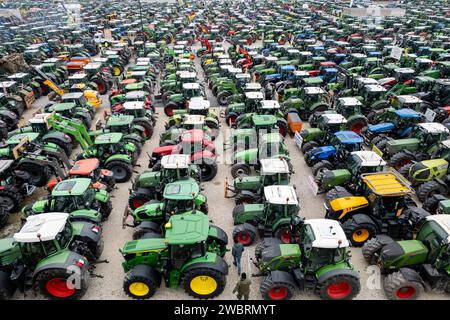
xmin=258 ymin=133 xmax=289 ymax=160
xmin=162 ymin=180 xmax=203 ymax=216
xmin=332 ymin=131 xmax=364 ymax=153
xmin=262 ymin=185 xmax=299 ymax=230
xmin=160 ymin=154 xmax=193 ymax=183
xmin=430 ymin=79 xmax=450 ymax=105
xmin=182 ymin=83 xmax=203 ymax=99
xmin=348 ymin=151 xmax=386 ymax=176
xmin=259 ymin=158 xmax=291 ymax=186
xmin=94 ymin=132 xmax=126 ymax=157
xmin=244 ymin=91 xmax=265 ymax=111
xmin=416 ymin=58 xmax=434 ymax=74
xmin=391 ymin=95 xmax=422 ymax=111
xmin=335 ymin=97 xmax=363 ymax=118
xmin=414 ymin=123 xmax=450 ymax=146
xmin=121 ymin=101 xmax=153 ymax=120
xmin=177 ymin=71 xmax=197 ymax=84
xmin=244 ymin=82 xmax=263 ymax=94
xmin=302 ymin=87 xmax=327 ymax=104
xmin=68 ymin=73 xmax=89 ymax=90
xmin=258 ymin=100 xmax=281 ymax=115
xmin=394 ymin=68 xmax=415 ymax=84
xmin=389 ymin=108 xmax=422 ymax=127
xmin=177 ymin=129 xmax=214 ymax=155
xmin=104 ymin=115 xmax=136 ymax=135
xmin=187 ymin=97 xmax=210 ymax=116
xmin=182 ymin=115 xmax=206 ymax=131
xmin=61 ymin=92 xmax=93 ymax=110
xmin=318 ymin=113 xmax=348 ymax=134
xmin=362 ymin=84 xmax=387 ymax=104
xmin=235 ymin=73 xmax=252 ymax=88
xmin=44 ymin=102 xmax=81 ymax=119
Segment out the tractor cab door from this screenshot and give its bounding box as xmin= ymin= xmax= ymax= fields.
xmin=20 ymin=241 xmax=58 ymax=266
xmin=417 ymin=221 xmax=448 ymax=264
xmin=170 ymin=243 xmax=205 ymax=270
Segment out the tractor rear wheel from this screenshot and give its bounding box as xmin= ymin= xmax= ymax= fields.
xmin=260 ymin=273 xmax=295 ymax=300
xmin=199 ymin=159 xmax=218 ymax=182
xmin=217 ymin=91 xmax=230 ymax=106
xmin=312 ymin=161 xmax=334 ymax=177
xmin=347 ymin=117 xmax=368 ymax=134
xmin=301 ymin=141 xmax=319 ymax=154
xmin=235 ymin=192 xmax=259 ymax=205
xmin=374 ymin=138 xmax=388 ymax=154
xmin=17 ymin=163 xmax=50 ymax=187
xmin=325 ymin=187 xmax=353 ymax=202
xmin=105 ymin=161 xmax=133 ymax=183
xmin=99 ymin=200 xmax=113 ymax=221
xmin=232 ymin=223 xmax=257 ymax=246
xmin=390 ymin=152 xmax=415 ymax=170
xmin=416 ymin=181 xmax=447 ymax=203
xmin=0 ymin=270 xmax=16 ymax=299
xmin=182 ymin=267 xmax=226 ymax=299
xmin=276 ymin=119 xmax=288 ymax=137
xmin=138 ymin=232 xmax=163 ymax=239
xmin=135 ymin=120 xmax=154 ymax=139
xmin=362 ymin=237 xmax=383 ymax=265
xmin=318 ymin=274 xmax=360 ymax=300
xmin=44 ymin=137 xmax=73 ymax=157
xmin=231 ymin=163 xmax=251 ymax=178
xmin=129 ymin=191 xmax=154 ymax=210
xmin=164 ymin=102 xmax=177 ymax=117
xmin=123 ymin=265 xmax=161 ymax=299
xmin=384 ymin=270 xmax=424 ymax=300
xmin=225 ymin=112 xmax=238 ymax=127
xmin=273 ymin=224 xmax=293 ymax=244
xmin=398 ymin=164 xmax=412 ymax=179
xmin=370 ymin=135 xmax=383 ymax=147
xmin=36 ymin=268 xmax=89 ymax=300
xmin=0 ymin=189 xmax=22 ymax=213
xmin=422 ymin=195 xmax=443 ymax=214
xmin=342 ymin=218 xmax=377 ymax=247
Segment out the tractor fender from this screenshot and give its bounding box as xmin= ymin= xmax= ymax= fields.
xmin=208 ymin=225 xmax=229 ymax=245
xmin=269 ymin=270 xmax=296 ymax=286
xmin=124 ymin=142 xmax=137 ymax=153
xmin=194 ymin=193 xmax=207 ymax=206
xmin=70 ymin=209 xmax=102 ymax=224
xmin=181 ymin=254 xmax=229 ymax=276
xmin=124 ymin=133 xmax=143 ymax=144
xmin=272 ymin=218 xmax=292 ymax=234
xmin=71 ymin=220 xmax=102 ymax=244
xmin=349 ymin=214 xmax=379 ymax=231
xmin=94 ymin=190 xmax=109 ymax=203
xmin=105 ymin=154 xmax=132 ymax=164
xmin=205 ymin=116 xmax=219 ymax=126
xmin=42 ymin=131 xmax=72 ymax=144
xmin=135 ymin=221 xmax=162 ymax=233
xmin=131 ymin=124 xmax=145 ymax=135
xmin=372 ymin=234 xmax=396 ymax=247
xmin=33 ymin=251 xmax=89 ymax=282
xmin=316 ymin=266 xmax=360 ymax=285
xmin=399 ymin=268 xmax=424 ymax=286
xmin=192 ymin=150 xmax=216 ymax=162
xmin=310 ymin=102 xmax=329 ymax=112
xmin=128 ymin=265 xmax=162 ymax=287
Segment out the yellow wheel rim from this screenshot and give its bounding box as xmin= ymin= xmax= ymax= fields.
xmin=190 ymin=276 xmax=217 ymax=296
xmin=352 ymin=229 xmax=369 ymax=243
xmin=129 ymin=282 xmax=150 ymax=297
xmin=113 ymin=67 xmax=121 ymax=76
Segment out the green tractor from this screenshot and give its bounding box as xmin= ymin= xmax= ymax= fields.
xmin=333 ymin=97 xmax=368 ymax=134
xmin=165 ymin=97 xmax=219 ymax=130
xmin=280 ymin=86 xmax=330 ymax=121
xmin=44 ymin=102 xmax=92 ymax=129
xmin=0 ymin=212 xmax=103 ymax=300
xmin=252 ymin=217 xmax=360 ymax=300
xmin=232 ymin=185 xmax=299 ymax=245
xmin=124 ymin=179 xmax=208 ymax=239
xmin=225 ymin=158 xmax=291 ymax=205
xmin=386 ymin=123 xmax=450 ymax=170
xmin=23 ymin=178 xmax=112 ymax=222
xmin=161 ymin=114 xmax=218 ymax=144
xmin=0 ymin=81 xmax=29 ymax=116
xmin=225 ymin=91 xmax=265 ymax=126
xmin=362 ymin=215 xmax=450 ymax=300
xmin=120 ymin=212 xmax=228 ymax=299
xmin=164 ymin=82 xmax=204 ymax=116
xmin=129 ymin=154 xmax=201 ymax=210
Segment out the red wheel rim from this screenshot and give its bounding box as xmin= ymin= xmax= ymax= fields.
xmin=268 ymin=287 xmax=288 ymax=300
xmin=246 ymin=38 xmax=252 ymax=45
xmin=96 ymin=81 xmax=106 ymax=94
xmin=132 ymin=198 xmax=146 ymax=208
xmin=396 ymin=286 xmax=416 ymax=299
xmin=46 ymin=278 xmax=76 ymax=298
xmin=237 ymin=232 xmax=252 ymax=245
xmin=228 ymin=115 xmax=237 ymax=126
xmin=280 ymin=230 xmax=291 ymax=244
xmin=240 ymin=198 xmax=254 ymax=205
xmin=279 ymin=127 xmax=286 ymax=137
xmin=165 ymin=106 xmax=174 ymax=116
xmin=396 ymin=159 xmax=412 ymax=170
xmin=351 ymin=123 xmax=363 ymax=134
xmin=326 ymin=281 xmax=352 ymax=299
xmin=144 ymin=128 xmax=150 ymax=138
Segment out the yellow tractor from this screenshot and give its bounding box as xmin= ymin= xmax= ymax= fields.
xmin=324 ymin=172 xmax=429 ymax=246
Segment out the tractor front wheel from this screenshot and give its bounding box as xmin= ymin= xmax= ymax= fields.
xmin=301 ymin=141 xmax=319 ymax=154
xmin=182 ymin=267 xmax=226 ymax=299
xmin=235 ymin=192 xmax=259 ymax=205
xmin=36 ymin=268 xmax=89 ymax=300
xmin=318 ymin=274 xmax=360 ymax=300
xmin=0 ymin=189 xmax=22 ymax=213
xmin=232 ymin=223 xmax=257 ymax=246
xmin=123 ymin=265 xmax=161 ymax=300
xmin=384 ymin=270 xmax=424 ymax=300
xmin=99 ymin=200 xmax=113 ymax=221
xmin=198 ymin=159 xmax=218 ymax=182
xmin=260 ymin=273 xmax=295 ymax=300
xmin=362 ymin=237 xmax=383 ymax=265
xmin=312 ymin=161 xmax=334 ymax=177
xmin=416 ymin=181 xmax=447 ymax=203
xmin=105 ymin=161 xmax=133 ymax=183
xmin=231 ymin=163 xmax=251 ymax=178
xmin=273 ymin=224 xmax=293 ymax=244
xmin=135 ymin=120 xmax=154 ymax=139
xmin=342 ymin=218 xmax=377 ymax=247
xmin=129 ymin=191 xmax=154 ymax=210
xmin=390 ymin=152 xmax=415 ymax=170
xmin=16 ymin=163 xmax=51 ymax=187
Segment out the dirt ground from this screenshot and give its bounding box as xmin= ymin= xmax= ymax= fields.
xmin=6 ymin=42 xmax=448 ymax=300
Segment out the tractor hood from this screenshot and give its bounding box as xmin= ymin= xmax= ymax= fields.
xmin=380 ymin=240 xmax=428 ymax=269
xmin=133 ymin=202 xmax=163 ymax=222
xmin=386 ymin=138 xmax=420 ymax=155
xmin=234 ymin=175 xmax=262 ymax=191
xmin=300 ymin=127 xmax=323 ymax=141
xmin=136 ymin=171 xmax=161 ymax=188
xmin=233 ymin=148 xmax=258 ymax=163
xmin=232 ymin=203 xmax=264 ymax=224
xmin=308 ymin=146 xmax=336 ymax=160
xmin=152 ymin=145 xmax=176 ymax=157
xmin=0 ymin=238 xmax=20 ymax=266
xmin=368 ymin=122 xmax=395 ymax=133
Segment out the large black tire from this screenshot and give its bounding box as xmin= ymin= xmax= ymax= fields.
xmin=312 ymin=160 xmax=334 ymax=177
xmin=273 ymin=224 xmax=293 ymax=244
xmin=390 ymin=152 xmax=415 ymax=170
xmin=255 ymin=238 xmax=281 ymax=262
xmin=135 ymin=120 xmax=154 ymax=139
xmin=99 ymin=199 xmax=113 ymax=221
xmin=370 ymin=135 xmax=383 ymax=148
xmin=199 ymin=159 xmax=217 ymax=182
xmin=342 ymin=218 xmax=378 ymax=247
xmin=398 ymin=163 xmax=412 ymax=179
xmin=93 ymin=78 xmax=108 ymax=94
xmin=182 ymin=267 xmax=226 ymax=299
xmin=235 ymin=191 xmax=260 ymax=205
xmin=123 ymin=265 xmax=161 ymax=299
xmin=416 ymin=181 xmax=447 ymax=203
xmin=301 ymin=141 xmax=319 ymax=154
xmin=0 ymin=270 xmax=16 ymax=299
xmin=35 ymin=268 xmax=89 ymax=300
xmin=164 ymin=102 xmax=177 ymax=117
xmin=232 ymin=223 xmax=258 ymax=246
xmin=362 ymin=237 xmax=383 ymax=265
xmin=260 ymin=273 xmax=295 ymax=300
xmin=16 ymin=163 xmax=50 ymax=187
xmin=276 ymin=119 xmax=288 ymax=137
xmin=139 ymin=232 xmax=164 ymax=239
xmin=384 ymin=270 xmax=424 ymax=300
xmin=225 ymin=112 xmax=238 ymax=127
xmin=231 ymin=163 xmax=251 ymax=178
xmin=217 ymin=91 xmax=230 ymax=106
xmin=0 ymin=189 xmax=22 ymax=213
xmin=129 ymin=191 xmax=155 ymax=210
xmin=44 ymin=137 xmax=73 ymax=157
xmin=374 ymin=138 xmax=388 ymax=154
xmin=317 ymin=274 xmax=361 ymax=300
xmin=325 ymin=187 xmax=353 ymax=202
xmin=422 ymin=195 xmax=442 ymax=214
xmin=105 ymin=161 xmax=133 ymax=183
xmin=347 ymin=116 xmax=368 ymax=134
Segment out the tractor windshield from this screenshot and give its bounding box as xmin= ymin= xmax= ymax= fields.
xmin=170 ymin=242 xmax=206 ymax=269
xmin=165 ymin=199 xmax=194 ymax=214
xmin=21 ymin=240 xmax=58 ymax=265
xmin=55 ymin=222 xmax=73 ymax=249
xmin=308 ymin=247 xmax=346 ymax=266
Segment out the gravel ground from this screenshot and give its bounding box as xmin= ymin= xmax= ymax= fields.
xmin=5 ymin=42 xmax=447 ymax=300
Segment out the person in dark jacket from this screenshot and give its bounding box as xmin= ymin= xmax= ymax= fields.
xmin=233 ymin=272 xmax=251 ymax=300
xmin=231 ymin=239 xmax=244 ymax=275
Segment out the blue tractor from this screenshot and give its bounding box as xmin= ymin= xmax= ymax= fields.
xmin=304 ymin=131 xmax=364 ymax=176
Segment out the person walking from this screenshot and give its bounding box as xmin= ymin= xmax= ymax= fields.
xmin=233 ymin=273 xmax=251 ymax=300
xmin=231 ymin=239 xmax=244 ymax=275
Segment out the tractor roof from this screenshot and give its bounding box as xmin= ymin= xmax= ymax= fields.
xmin=303 ymin=77 xmax=323 ymax=85
xmin=125 ymin=82 xmax=145 ymax=90
xmin=394 ymin=67 xmax=415 ymax=75
xmin=0 ymin=81 xmax=16 ymax=88
xmin=264 ymin=185 xmax=298 ymax=205
xmin=52 ymin=178 xmax=91 ymax=196
xmin=260 ymin=158 xmax=290 ymax=174
xmin=107 ymin=115 xmax=134 ymax=126
xmin=180 ymin=129 xmax=205 ymax=143
xmin=183 ymin=83 xmax=200 ymax=90
xmin=48 ymin=102 xmax=77 ymax=112
xmin=418 ymin=122 xmax=449 ymax=134
xmin=396 ymin=95 xmax=422 ymax=104
xmin=178 ymin=71 xmax=197 ymax=79
xmin=236 ymin=73 xmax=251 ymax=80
xmin=95 ymin=132 xmax=123 ymax=144
xmin=70 ymin=158 xmax=100 ymax=175
xmin=293 ymin=70 xmax=310 ymax=77
xmin=304 ymin=86 xmax=325 ymax=95
xmin=14 ymin=212 xmax=69 ymax=243
xmin=394 ymin=108 xmax=421 ymax=118
xmin=306 ymin=219 xmax=350 ymax=249
xmin=245 ymin=83 xmax=262 ymax=90
xmin=260 ymin=100 xmax=280 ymax=109
xmin=245 ymin=91 xmax=264 ymax=99
xmin=125 ymin=91 xmax=146 ymax=100
xmin=7 ymin=132 xmax=39 ymax=145
xmin=0 ymin=159 xmax=14 ymax=173
xmin=338 ymin=97 xmax=362 ymax=106
xmin=334 ymin=131 xmax=363 ymax=144
xmin=351 ymin=151 xmax=386 ymax=167
xmin=69 ymin=73 xmax=87 ymax=80
xmin=416 ymin=58 xmax=433 ymax=64
xmin=165 ymin=213 xmax=209 ymax=245
xmin=161 ymin=154 xmax=190 ymax=169
xmin=188 ymin=97 xmax=210 ymax=110
xmin=123 ymin=101 xmax=145 ymax=110
xmin=281 ymin=65 xmax=296 ymax=72
xmin=362 ymin=172 xmax=413 ymax=196
xmin=184 ymin=115 xmax=205 ymax=125
xmin=365 ymin=84 xmax=387 ymax=92
xmin=441 ymin=140 xmax=450 ymax=149
xmin=322 ymin=113 xmax=347 ymax=124
xmin=62 ymin=92 xmax=83 ymax=100
xmin=425 ymin=215 xmax=450 ymax=241
xmin=83 ymin=62 xmax=101 ymax=71
xmin=163 ymin=179 xmax=199 ymax=200
xmin=356 ymin=77 xmax=378 ymax=86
